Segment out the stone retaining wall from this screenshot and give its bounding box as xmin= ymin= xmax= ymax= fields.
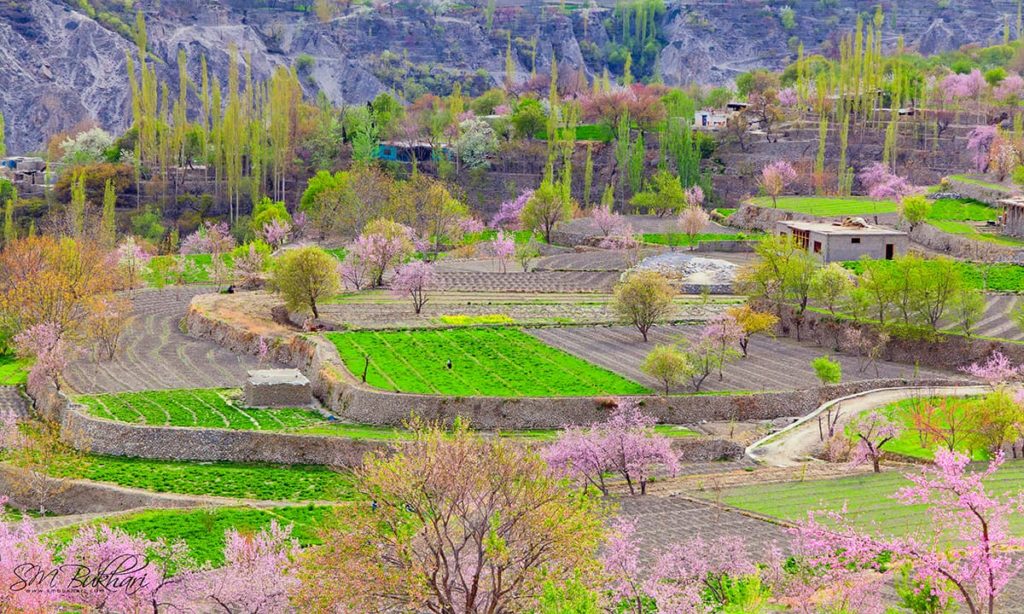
xmin=184 ymin=294 xmax=963 ymax=429
xmin=905 ymin=222 xmax=1024 ymax=263
xmin=775 ymin=304 xmax=1024 ymax=373
xmin=30 ymin=378 xmax=385 ymax=467
xmin=728 ymin=203 xmax=823 ymax=231
xmin=946 ymin=177 xmax=1015 ymax=207
xmin=0 ymin=466 xmax=212 ymax=516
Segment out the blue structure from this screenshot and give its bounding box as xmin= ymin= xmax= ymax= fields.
xmin=375 ymin=142 xmax=452 ymax=164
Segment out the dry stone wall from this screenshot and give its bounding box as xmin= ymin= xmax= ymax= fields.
xmin=184 ymin=294 xmax=964 ymax=429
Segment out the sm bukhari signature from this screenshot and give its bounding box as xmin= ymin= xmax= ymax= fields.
xmin=9 ymin=553 xmax=155 ymax=595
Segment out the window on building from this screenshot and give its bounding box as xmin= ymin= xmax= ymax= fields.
xmin=813 ymin=241 xmax=822 ymax=253
xmin=851 ymin=237 xmax=861 ymax=244
xmin=792 ymin=229 xmax=810 ymax=250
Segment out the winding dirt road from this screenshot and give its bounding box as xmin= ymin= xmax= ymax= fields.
xmin=747 ymin=385 xmax=991 ymax=467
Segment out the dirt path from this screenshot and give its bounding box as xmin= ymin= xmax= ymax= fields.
xmin=747 ymin=385 xmax=991 ymax=467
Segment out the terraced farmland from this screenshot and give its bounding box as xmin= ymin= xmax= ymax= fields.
xmin=709 ymin=461 xmax=1024 ymax=539
xmin=46 ymin=506 xmax=333 ymax=568
xmin=64 ymin=287 xmax=262 ymax=393
xmin=527 ymin=325 xmax=952 ymax=393
xmin=75 ymin=388 xmax=326 ymax=431
xmin=326 ymin=328 xmax=650 ymax=396
xmin=47 ymin=455 xmax=356 ymax=502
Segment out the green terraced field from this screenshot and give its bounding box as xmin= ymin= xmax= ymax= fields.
xmin=326 ymin=328 xmax=650 ymax=396
xmin=926 ymin=220 xmax=1024 ymax=247
xmin=710 ymin=461 xmax=1024 ymax=539
xmin=47 ymin=455 xmax=357 ymax=502
xmin=46 ymin=506 xmax=333 ymax=569
xmin=860 ymin=396 xmax=991 ymax=461
xmin=142 ymin=253 xmax=233 ymax=286
xmin=748 ymin=195 xmax=899 ymax=216
xmin=75 ymin=388 xmax=328 ymax=432
xmin=640 ymin=232 xmax=759 ymax=247
xmin=842 ymin=259 xmax=1024 ymax=293
xmin=0 ymin=353 xmax=30 ymax=386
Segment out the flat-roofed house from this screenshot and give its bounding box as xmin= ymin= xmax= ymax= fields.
xmin=776 ymin=218 xmax=908 ymax=262
xmin=1001 ymin=196 xmax=1024 ymax=238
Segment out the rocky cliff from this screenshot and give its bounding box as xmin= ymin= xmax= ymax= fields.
xmin=1 ymin=0 xmax=1021 ymax=153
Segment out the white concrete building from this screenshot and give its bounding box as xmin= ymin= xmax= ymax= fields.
xmin=776 ymin=219 xmax=908 ymax=262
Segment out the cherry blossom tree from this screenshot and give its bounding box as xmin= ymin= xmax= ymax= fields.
xmin=60 ymin=524 xmax=190 ymax=612
xmin=591 ymin=204 xmax=626 ymax=237
xmin=489 ymin=230 xmax=515 ymax=273
xmin=180 ymin=221 xmax=236 ymax=255
xmin=600 ymin=518 xmax=646 ymax=612
xmin=261 ymin=217 xmax=292 ymax=248
xmin=849 ymin=410 xmax=902 ymax=473
xmin=759 ymin=161 xmax=798 ymax=207
xmin=180 ymin=521 xmax=300 ymax=613
xmin=941 ymin=69 xmax=986 ymax=103
xmin=967 ymin=126 xmax=999 ymax=173
xmin=702 ymin=313 xmax=743 ymax=380
xmin=778 ymin=87 xmax=799 ymax=107
xmin=544 ymin=401 xmax=679 ymax=496
xmin=858 ymin=162 xmax=913 ymax=200
xmin=961 ymin=350 xmax=1021 ymax=388
xmin=391 ymin=260 xmax=436 ymax=314
xmin=13 ymin=322 xmax=69 ymax=391
xmin=994 ymin=74 xmax=1024 ymax=102
xmin=489 ymin=189 xmax=532 ymax=229
xmin=796 ymin=450 xmax=1024 ymax=614
xmin=350 ymin=218 xmax=416 ymax=286
xmin=117 ymin=236 xmax=151 ymax=294
xmin=677 ymin=204 xmax=710 ymax=251
xmin=0 ymin=507 xmax=62 ymax=612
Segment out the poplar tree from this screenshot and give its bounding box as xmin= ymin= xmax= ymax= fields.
xmin=3 ymin=199 xmax=14 ymax=246
xmin=101 ymin=179 xmax=117 ymax=248
xmin=0 ymin=111 xmax=5 ymax=157
xmin=69 ymin=172 xmax=86 ymax=237
xmin=583 ymin=143 xmax=594 ymax=207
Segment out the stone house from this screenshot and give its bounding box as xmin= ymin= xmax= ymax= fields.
xmin=776 ymin=219 xmax=908 ymax=263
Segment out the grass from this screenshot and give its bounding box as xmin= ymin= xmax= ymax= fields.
xmin=75 ymin=388 xmax=331 ymax=432
xmin=926 ymin=219 xmax=1024 ymax=247
xmin=281 ymin=422 xmax=699 ymax=441
xmin=927 ymin=198 xmax=999 ymax=222
xmin=708 ymin=461 xmax=1024 ymax=539
xmin=860 ymin=396 xmax=991 ymax=461
xmin=841 ymin=258 xmax=1024 ymax=293
xmin=0 ymin=353 xmax=31 ymax=386
xmin=142 ymin=253 xmax=233 ymax=286
xmin=749 ymin=195 xmax=899 ymax=216
xmin=46 ymin=455 xmax=357 ymax=502
xmin=324 ymin=247 xmax=348 ymax=261
xmin=535 ymin=124 xmax=614 ymax=143
xmin=459 ymin=229 xmax=543 ymax=247
xmin=640 ymin=232 xmax=758 ymax=247
xmin=45 ymin=506 xmax=333 ymax=569
xmin=948 ymin=174 xmax=1014 ymax=192
xmin=714 ymin=208 xmax=737 ymax=218
xmin=325 ymin=328 xmax=650 ymax=397
xmin=438 ymin=314 xmax=516 ymax=326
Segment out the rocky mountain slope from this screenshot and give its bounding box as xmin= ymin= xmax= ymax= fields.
xmin=0 ymin=0 xmax=1021 ymax=153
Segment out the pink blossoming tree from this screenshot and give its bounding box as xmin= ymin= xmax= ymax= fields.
xmin=490 ymin=230 xmax=515 ymax=272
xmin=796 ymin=450 xmax=1024 ymax=614
xmin=13 ymin=322 xmax=69 ymax=392
xmin=391 ymin=260 xmax=437 ymax=314
xmin=759 ymin=161 xmax=798 ymax=208
xmin=489 ymin=189 xmax=533 ymax=230
xmin=967 ymin=126 xmax=999 ymax=173
xmin=544 ymin=401 xmax=679 ymax=496
xmin=849 ymin=410 xmax=902 ymax=473
xmin=858 ymin=162 xmax=913 ymax=200
xmin=261 ymin=218 xmax=291 ymax=248
xmin=590 ymin=204 xmax=626 ymax=237
xmin=961 ymin=350 xmax=1021 ymax=388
